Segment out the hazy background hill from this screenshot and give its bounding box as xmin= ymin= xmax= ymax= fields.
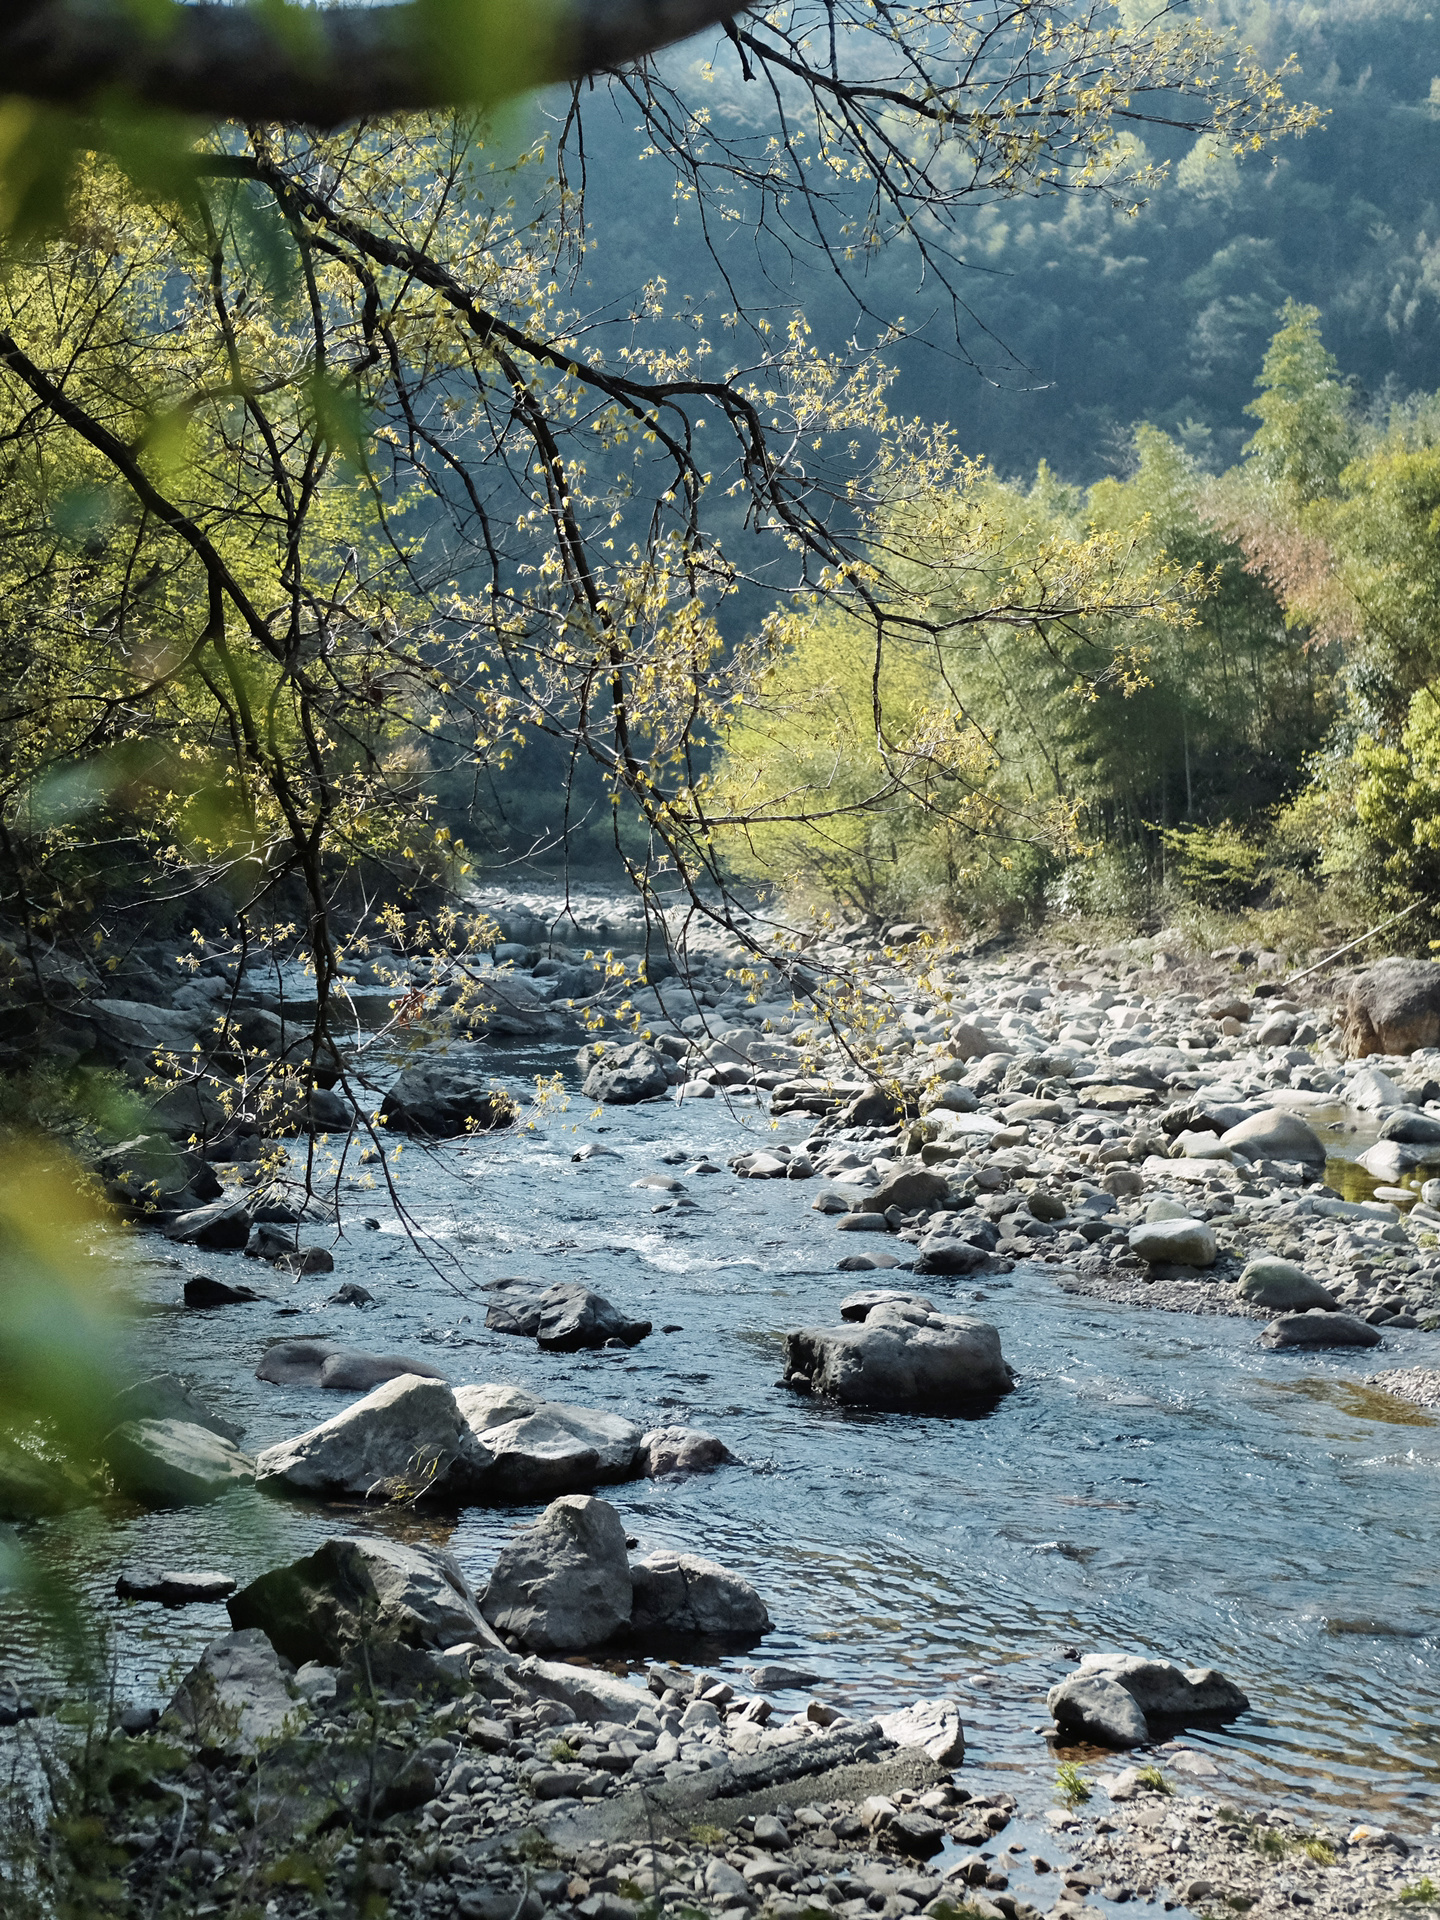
xmin=572 ymin=0 xmax=1440 ymax=482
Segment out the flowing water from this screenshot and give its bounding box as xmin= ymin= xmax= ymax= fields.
xmin=7 ymin=1032 xmax=1440 ymax=1838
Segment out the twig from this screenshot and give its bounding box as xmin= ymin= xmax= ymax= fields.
xmin=1285 ymin=899 xmax=1427 ymax=987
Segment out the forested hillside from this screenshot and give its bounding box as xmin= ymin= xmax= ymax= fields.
xmin=575 ymin=0 xmax=1440 ymax=481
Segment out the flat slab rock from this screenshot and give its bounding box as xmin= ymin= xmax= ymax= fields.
xmin=116 ymin=1568 xmax=237 ymax=1605
xmin=1260 ymin=1310 xmax=1383 ymax=1349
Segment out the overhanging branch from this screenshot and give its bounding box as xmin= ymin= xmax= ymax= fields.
xmin=2 ymin=0 xmax=750 ymax=125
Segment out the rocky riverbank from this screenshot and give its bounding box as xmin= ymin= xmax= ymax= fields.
xmin=40 ymin=1616 xmax=1438 ymax=1920
xmin=11 ymin=901 xmax=1440 ymax=1913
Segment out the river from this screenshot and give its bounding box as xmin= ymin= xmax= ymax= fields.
xmin=6 ymin=1029 xmax=1440 ymax=1841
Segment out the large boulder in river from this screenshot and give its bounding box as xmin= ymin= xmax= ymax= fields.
xmin=255 ymin=1374 xmax=467 ymax=1499
xmin=1127 ymin=1218 xmax=1217 ymax=1268
xmin=481 ymin=1494 xmax=632 ymax=1651
xmin=782 ymin=1304 xmax=1014 ymax=1410
xmin=636 ymin=1426 xmax=733 ymax=1478
xmin=581 ymin=1041 xmax=669 ymax=1104
xmin=483 ymin=1278 xmax=650 ymax=1349
xmin=1358 ymin=1139 xmax=1440 ymax=1180
xmin=913 ymin=1235 xmax=992 ymax=1276
xmin=628 ymin=1551 xmax=770 ymax=1639
xmin=164 ymin=1197 xmax=251 ymax=1250
xmin=104 ymin=1419 xmax=255 ymax=1506
xmin=1047 ymin=1672 xmax=1148 ymax=1747
xmin=1048 ymin=1653 xmax=1246 ymax=1748
xmin=228 ymin=1536 xmax=497 ymax=1667
xmin=452 ymin=1383 xmax=642 ymax=1497
xmin=1260 ymin=1310 xmax=1382 ymax=1350
xmin=1378 ymin=1108 xmax=1440 ymax=1145
xmin=1339 ymin=958 xmax=1440 ymax=1057
xmin=380 ymin=1061 xmax=515 ymax=1137
xmin=1219 ymin=1107 xmax=1326 ymax=1166
xmin=1237 ymin=1259 xmax=1339 ymax=1312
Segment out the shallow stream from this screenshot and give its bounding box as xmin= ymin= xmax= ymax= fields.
xmin=7 ymin=1036 xmax=1440 ymax=1840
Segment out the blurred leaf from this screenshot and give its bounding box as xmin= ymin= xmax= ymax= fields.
xmin=138 ymin=404 xmax=194 ymax=480
xmin=307 ymin=370 xmax=369 ymax=462
xmin=0 ymin=1137 xmax=119 ymax=1442
xmin=50 ymin=482 xmax=120 ymax=546
xmin=0 ymin=98 xmax=82 ymax=238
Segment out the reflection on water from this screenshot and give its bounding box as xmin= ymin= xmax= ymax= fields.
xmin=5 ymin=1042 xmax=1440 ymax=1830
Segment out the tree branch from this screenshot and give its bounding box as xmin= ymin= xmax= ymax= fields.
xmin=1 ymin=0 xmax=749 ymax=125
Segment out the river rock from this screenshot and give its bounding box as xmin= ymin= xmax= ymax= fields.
xmin=106 ymin=1373 xmax=244 ymax=1444
xmin=228 ymin=1536 xmax=498 ymax=1667
xmin=1219 ymin=1108 xmax=1326 ymax=1166
xmin=116 ymin=1568 xmax=237 ymax=1605
xmin=840 ymin=1289 xmax=936 ymax=1321
xmin=782 ymin=1305 xmax=1014 ymax=1410
xmin=166 ymin=1628 xmax=298 ymax=1754
xmin=1358 ymin=1139 xmax=1440 ymax=1180
xmin=636 ymin=1426 xmax=733 ymax=1477
xmin=0 ymin=1437 xmax=91 ymax=1522
xmin=913 ymin=1235 xmax=991 ymax=1276
xmin=255 ymin=1340 xmax=447 ymax=1389
xmin=1378 ymin=1108 xmax=1440 ymax=1144
xmin=481 ymin=1494 xmax=632 ymax=1651
xmin=318 ymin=1351 xmax=449 ymax=1391
xmin=184 ymin=1273 xmax=266 ymax=1308
xmin=483 ymin=1278 xmax=650 ymax=1349
xmin=513 ymin=1655 xmax=656 ymax=1726
xmin=1339 ymin=958 xmax=1440 ymax=1057
xmin=875 ymin=1698 xmax=966 ymax=1765
xmin=1047 ymin=1672 xmax=1149 ymax=1747
xmin=867 ymin=1166 xmax=951 ymax=1213
xmin=256 ymin=1339 xmax=344 ymax=1385
xmin=1348 ymin=1066 xmax=1409 ymax=1112
xmin=104 ymin=1419 xmax=255 ymax=1505
xmin=1128 ymin=1218 xmax=1218 ymax=1267
xmin=1237 ymin=1259 xmax=1339 ymax=1312
xmin=166 ymin=1198 xmax=252 ymax=1250
xmin=452 ymin=1383 xmax=641 ymax=1497
xmin=1073 ymin=1653 xmax=1248 ymax=1726
xmin=254 ymin=1373 xmax=467 ymax=1499
xmin=628 ymin=1551 xmax=771 ymax=1638
xmin=582 ymin=1042 xmax=669 ymax=1104
xmin=380 ymin=1062 xmax=515 ymax=1137
xmin=1260 ymin=1310 xmax=1383 ymax=1349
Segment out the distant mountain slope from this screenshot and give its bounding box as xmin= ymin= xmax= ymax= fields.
xmin=573 ymin=0 xmax=1440 ymax=480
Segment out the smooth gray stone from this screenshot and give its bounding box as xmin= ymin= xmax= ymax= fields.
xmin=628 ymin=1551 xmax=770 ymax=1637
xmin=481 ymin=1495 xmax=632 ymax=1652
